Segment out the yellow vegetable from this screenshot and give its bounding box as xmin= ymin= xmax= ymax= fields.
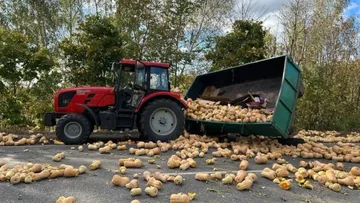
xmin=145 ymin=186 xmax=158 ymax=197
xmin=78 ymin=165 xmax=87 ymax=174
xmin=239 ymin=160 xmax=249 ymax=170
xmin=130 ymin=188 xmax=142 ymax=196
xmin=275 ymin=167 xmax=289 ymax=178
xmin=195 ymin=173 xmax=210 ymax=181
xmin=279 ymin=180 xmax=291 ymax=190
xmin=10 ymin=174 xmax=21 ymax=184
xmin=222 ymin=174 xmax=234 ymax=184
xmin=119 ymin=158 xmax=135 ymax=166
xmin=261 ymin=168 xmax=276 ymax=180
xmin=170 ymin=193 xmax=190 ymax=203
xmin=147 ymin=177 xmax=163 ymax=189
xmin=99 ymin=146 xmax=111 ymax=154
xmin=56 ymin=196 xmax=75 ymax=203
xmin=64 ymin=168 xmax=79 ymax=177
xmin=124 ymin=159 xmax=142 ymax=168
xmin=236 ymin=179 xmax=254 ymax=190
xmin=89 ymin=160 xmax=101 ymax=170
xmin=255 ymin=155 xmax=268 ymax=164
xmin=143 ymin=171 xmax=151 ymax=181
xmin=174 ymin=175 xmax=183 ymax=185
xmin=153 ymin=172 xmax=168 ymax=182
xmin=328 ymin=183 xmax=341 ymax=192
xmin=111 ymin=175 xmax=130 ymax=187
xmin=126 ymin=179 xmax=139 ymax=189
xmin=337 ymin=176 xmax=354 ymax=186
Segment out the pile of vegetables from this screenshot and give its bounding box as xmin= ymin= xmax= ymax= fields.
xmin=185 ymin=99 xmax=272 ymax=123
xmin=0 ymin=132 xmax=64 ymax=146
xmin=295 ymin=130 xmax=360 ymax=143
xmin=259 ymin=157 xmax=360 ymax=191
xmin=128 ymin=141 xmax=169 ymax=156
xmin=163 ymin=132 xmax=360 ymax=165
xmin=87 ymin=140 xmax=134 ymax=153
xmin=111 ymin=170 xmax=185 ymax=199
xmin=195 ymin=171 xmax=257 ymax=191
xmin=0 ymin=162 xmax=86 ymax=184
xmin=119 ymin=158 xmax=143 ymax=168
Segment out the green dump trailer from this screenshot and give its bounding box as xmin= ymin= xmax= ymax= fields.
xmin=184 ymin=55 xmax=304 ymax=138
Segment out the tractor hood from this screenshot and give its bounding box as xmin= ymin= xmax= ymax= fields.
xmin=54 ymin=86 xmax=115 ymax=113
xmin=56 ymin=86 xmax=115 ymax=95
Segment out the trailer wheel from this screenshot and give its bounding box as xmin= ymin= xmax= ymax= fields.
xmin=56 ymin=114 xmax=91 ymax=144
xmin=140 ymin=99 xmax=184 ymax=142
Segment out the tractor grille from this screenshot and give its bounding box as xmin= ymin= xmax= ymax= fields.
xmin=58 ymin=91 xmax=76 ymax=107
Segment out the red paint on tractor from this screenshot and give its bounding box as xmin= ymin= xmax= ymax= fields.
xmin=55 ymin=86 xmax=115 ymax=113
xmin=136 ymin=91 xmax=188 ymax=112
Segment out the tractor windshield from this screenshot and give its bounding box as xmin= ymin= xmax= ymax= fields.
xmin=150 ymin=67 xmax=169 ymax=91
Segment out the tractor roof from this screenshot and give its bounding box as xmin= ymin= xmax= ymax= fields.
xmin=120 ymin=59 xmax=170 ymax=69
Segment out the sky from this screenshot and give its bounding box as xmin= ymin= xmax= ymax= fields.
xmin=246 ymin=0 xmax=360 ymax=36
xmin=345 ymin=0 xmax=360 ymax=16
xmin=257 ymin=0 xmax=289 ymax=36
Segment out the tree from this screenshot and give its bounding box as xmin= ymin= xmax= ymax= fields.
xmin=24 ymin=71 xmax=63 ymax=128
xmin=115 ymin=0 xmax=209 ymax=87
xmin=279 ymin=0 xmax=360 ymax=131
xmin=59 ymin=0 xmax=85 ymax=40
xmin=85 ymin=0 xmax=116 ymax=16
xmin=0 ymin=0 xmax=63 ymax=49
xmin=0 ymin=29 xmax=54 ymax=94
xmin=174 ymin=0 xmax=235 ymax=86
xmin=205 ymin=20 xmax=266 ymax=71
xmin=60 ymin=15 xmax=123 ymax=86
xmin=0 ymin=28 xmax=55 ymax=127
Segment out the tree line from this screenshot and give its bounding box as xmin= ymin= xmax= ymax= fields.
xmin=0 ymin=0 xmax=359 ymax=132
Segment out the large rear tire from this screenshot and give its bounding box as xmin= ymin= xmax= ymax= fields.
xmin=56 ymin=114 xmax=91 ymax=144
xmin=140 ymin=99 xmax=184 ymax=142
xmin=136 ymin=117 xmax=145 ymax=140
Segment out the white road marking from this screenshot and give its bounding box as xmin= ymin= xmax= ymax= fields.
xmin=163 ymin=170 xmax=263 ymax=176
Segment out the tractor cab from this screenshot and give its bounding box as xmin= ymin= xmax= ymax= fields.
xmin=97 ymin=58 xmax=186 ymax=141
xmin=112 ymin=59 xmax=171 ymax=111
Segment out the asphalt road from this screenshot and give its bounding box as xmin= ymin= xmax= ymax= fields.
xmin=0 ymin=136 xmax=360 ymax=203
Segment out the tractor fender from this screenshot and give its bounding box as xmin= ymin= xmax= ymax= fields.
xmin=136 ymin=92 xmax=188 ymax=113
xmin=75 ymin=103 xmax=99 ymax=126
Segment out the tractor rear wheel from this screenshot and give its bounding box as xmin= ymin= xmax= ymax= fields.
xmin=56 ymin=113 xmax=91 ymax=144
xmin=140 ymin=99 xmax=184 ymax=142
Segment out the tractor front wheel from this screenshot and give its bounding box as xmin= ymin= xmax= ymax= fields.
xmin=140 ymin=99 xmax=184 ymax=142
xmin=56 ymin=113 xmax=92 ymax=144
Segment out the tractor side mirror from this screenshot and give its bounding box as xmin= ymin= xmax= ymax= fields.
xmin=111 ymin=62 xmax=116 ymax=72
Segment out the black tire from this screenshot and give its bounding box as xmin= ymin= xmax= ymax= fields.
xmin=83 ymin=113 xmax=95 ymax=138
xmin=136 ymin=117 xmax=145 ymax=139
xmin=140 ymin=99 xmax=184 ymax=142
xmin=88 ymin=125 xmax=94 ymax=138
xmin=56 ymin=113 xmax=91 ymax=144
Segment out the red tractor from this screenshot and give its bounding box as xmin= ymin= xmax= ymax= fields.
xmin=44 ymin=59 xmax=188 ymax=144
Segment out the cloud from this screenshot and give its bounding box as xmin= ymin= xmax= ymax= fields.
xmin=347 ymin=1 xmax=359 ymax=11
xmin=234 ymin=0 xmax=290 ymax=35
xmin=263 ymin=11 xmax=283 ymax=33
xmin=344 ymin=1 xmax=360 ymax=17
xmin=255 ymin=0 xmax=290 ymax=13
